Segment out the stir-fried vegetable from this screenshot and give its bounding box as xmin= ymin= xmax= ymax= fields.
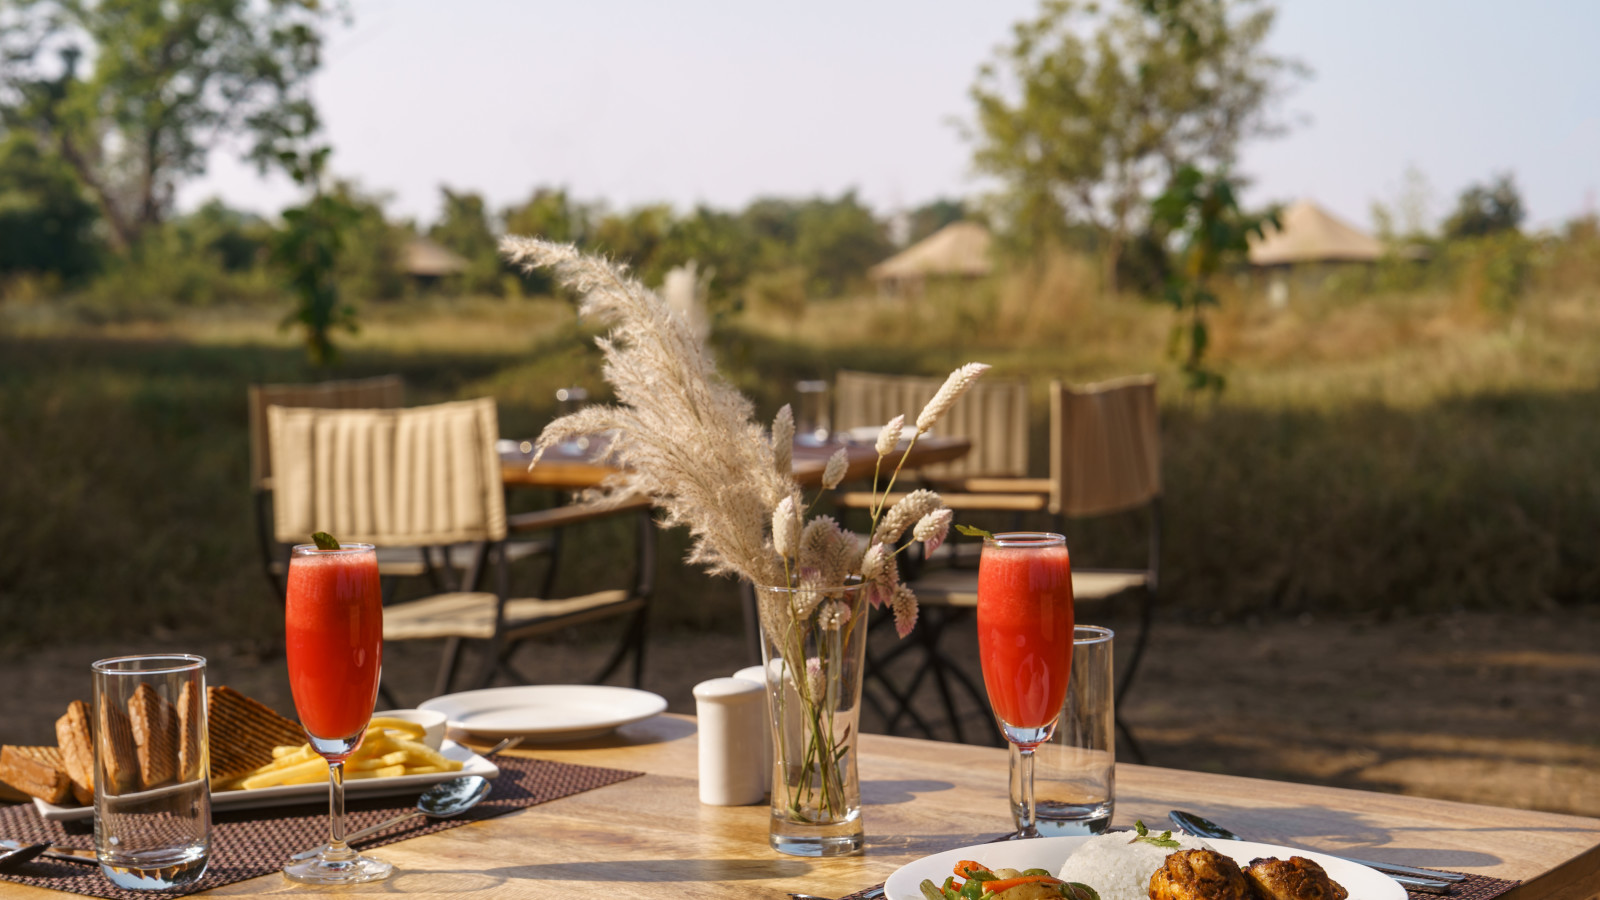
xmin=917 ymin=860 xmax=1103 ymax=900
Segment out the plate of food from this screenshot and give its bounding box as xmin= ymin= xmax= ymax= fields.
xmin=884 ymin=828 xmax=1406 ymax=900
xmin=5 ymin=687 xmax=498 ymax=823
xmin=420 ymin=684 xmax=667 ymax=742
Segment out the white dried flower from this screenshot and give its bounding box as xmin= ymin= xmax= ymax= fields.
xmin=859 ymin=541 xmax=890 ymax=581
xmin=798 ymin=516 xmax=851 ymax=591
xmin=875 ymin=414 xmax=905 ymax=456
xmin=772 ymin=405 xmax=794 ymax=478
xmin=915 ymin=362 xmax=990 ymax=435
xmin=821 ymin=447 xmax=849 ymax=490
xmin=819 ymin=598 xmax=852 ymax=630
xmin=805 ymin=656 xmax=825 ymax=702
xmin=913 ymin=508 xmax=953 ymax=557
xmin=874 ymin=488 xmax=943 ymax=547
xmin=890 ymin=583 xmax=919 ymax=638
xmin=772 ymin=495 xmax=800 ymax=559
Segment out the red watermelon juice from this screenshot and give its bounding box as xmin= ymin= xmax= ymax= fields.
xmin=285 ymin=544 xmax=383 ymax=758
xmin=976 ymin=534 xmax=1075 ymax=743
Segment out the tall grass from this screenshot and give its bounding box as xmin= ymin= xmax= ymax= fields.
xmin=2 ymin=241 xmax=1597 ymax=649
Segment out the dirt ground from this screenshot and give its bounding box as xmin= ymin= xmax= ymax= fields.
xmin=2 ymin=608 xmax=1596 ymax=819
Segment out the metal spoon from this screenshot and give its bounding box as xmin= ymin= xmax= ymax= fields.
xmin=1167 ymin=810 xmax=1460 ymax=893
xmin=290 ymin=735 xmax=518 ymax=860
xmin=291 ymin=774 xmax=491 ymax=860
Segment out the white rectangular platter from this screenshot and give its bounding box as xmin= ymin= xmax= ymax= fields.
xmin=33 ymin=739 xmax=498 ymax=822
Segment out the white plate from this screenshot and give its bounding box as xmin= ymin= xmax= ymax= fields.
xmin=420 ymin=684 xmax=668 ymax=742
xmin=33 ymin=739 xmax=498 ymax=823
xmin=884 ymin=836 xmax=1406 ymax=900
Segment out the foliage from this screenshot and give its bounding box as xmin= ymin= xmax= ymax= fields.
xmin=969 ymin=0 xmax=1303 ymax=289
xmin=0 ymin=0 xmax=338 ymax=253
xmin=0 ymin=130 xmax=99 ymax=281
xmin=1149 ymin=165 xmax=1276 ymax=392
xmin=1443 ymin=172 xmax=1525 ymax=240
xmin=429 ymin=187 xmax=504 ymax=295
xmin=271 ymin=146 xmax=359 ymax=366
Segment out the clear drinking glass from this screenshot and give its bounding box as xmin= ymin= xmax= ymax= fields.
xmin=976 ymin=532 xmax=1075 ymax=839
xmin=91 ymin=654 xmax=211 ymax=891
xmin=281 ymin=542 xmax=391 ymax=885
xmin=1010 ymin=625 xmax=1115 ymax=835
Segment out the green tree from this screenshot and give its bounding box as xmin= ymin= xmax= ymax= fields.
xmin=272 ymin=146 xmax=359 ymax=366
xmin=0 ymin=0 xmax=336 ymax=253
xmin=1443 ymin=173 xmax=1524 ymax=239
xmin=969 ymin=0 xmax=1302 ymax=290
xmin=791 ymin=191 xmax=891 ymax=296
xmin=590 ymin=203 xmax=673 ymax=284
xmin=0 ymin=130 xmax=99 ymax=280
xmin=1150 ymin=165 xmax=1276 ymax=392
xmin=430 ymin=187 xmax=502 ymax=295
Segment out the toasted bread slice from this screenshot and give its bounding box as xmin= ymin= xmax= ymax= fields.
xmin=207 ymin=685 xmax=305 ymax=787
xmin=54 ymin=700 xmax=95 ymax=804
xmin=0 ymin=745 xmax=72 ymax=805
xmin=177 ymin=680 xmax=205 ymax=782
xmin=98 ymin=700 xmax=140 ymax=794
xmin=129 ymin=683 xmax=180 ymax=789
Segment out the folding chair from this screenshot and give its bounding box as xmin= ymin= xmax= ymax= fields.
xmin=248 ymin=375 xmax=418 ymax=598
xmin=861 ymin=375 xmax=1161 ymax=760
xmin=833 ymin=369 xmax=1031 ymax=482
xmin=266 ymin=397 xmax=655 ymax=702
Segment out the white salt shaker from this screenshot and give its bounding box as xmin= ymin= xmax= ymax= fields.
xmin=693 ymin=677 xmax=766 ymax=806
xmin=732 ymin=664 xmax=773 ymax=794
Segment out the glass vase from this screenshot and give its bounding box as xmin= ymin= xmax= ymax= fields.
xmin=754 ymin=578 xmax=867 ymax=857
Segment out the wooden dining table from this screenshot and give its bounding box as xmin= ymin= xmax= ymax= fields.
xmin=500 ymin=434 xmax=974 ymax=490
xmin=4 ymin=714 xmax=1568 ymax=900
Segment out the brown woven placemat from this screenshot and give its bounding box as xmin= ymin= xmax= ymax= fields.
xmin=0 ymin=755 xmax=641 ymax=898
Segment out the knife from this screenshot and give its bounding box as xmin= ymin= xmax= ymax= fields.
xmin=1167 ymin=810 xmax=1460 ymax=893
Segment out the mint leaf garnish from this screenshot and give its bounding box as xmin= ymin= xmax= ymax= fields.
xmin=1130 ymin=819 xmax=1181 ymax=849
xmin=311 ymin=532 xmax=341 ymax=550
xmin=954 ymin=524 xmax=992 ymax=539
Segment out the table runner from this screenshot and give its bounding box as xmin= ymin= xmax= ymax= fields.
xmin=0 ymin=755 xmax=641 ymax=899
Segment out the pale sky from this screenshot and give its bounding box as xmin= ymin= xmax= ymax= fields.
xmin=180 ymin=0 xmax=1600 ymax=235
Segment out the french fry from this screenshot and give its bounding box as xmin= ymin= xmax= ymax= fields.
xmin=240 ymin=756 xmax=326 ymax=789
xmin=348 ymin=764 xmax=406 ymax=780
xmin=403 ymin=765 xmax=443 ymax=775
xmin=270 ymin=744 xmax=303 ymax=759
xmin=368 ymin=717 xmax=426 ymax=740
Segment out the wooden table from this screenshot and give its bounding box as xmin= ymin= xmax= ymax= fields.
xmin=500 ymin=435 xmax=973 ymax=490
xmin=9 ymin=714 xmax=1578 ymax=900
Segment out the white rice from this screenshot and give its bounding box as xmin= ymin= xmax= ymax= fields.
xmin=1056 ymin=831 xmax=1213 ymax=900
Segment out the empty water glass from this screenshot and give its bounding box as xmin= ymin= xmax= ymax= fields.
xmin=1009 ymin=625 xmax=1115 ymax=835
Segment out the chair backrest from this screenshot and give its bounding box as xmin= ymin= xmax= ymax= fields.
xmin=833 ymin=369 xmax=1030 ymax=478
xmin=1048 ymin=374 xmax=1161 ymax=517
xmin=267 ymin=397 xmax=507 ymax=547
xmin=248 ymin=375 xmax=404 ymax=491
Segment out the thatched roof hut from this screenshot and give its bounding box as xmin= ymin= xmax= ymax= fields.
xmin=1248 ymin=199 xmax=1383 ymax=266
xmin=870 ymin=221 xmax=992 ymax=294
xmin=402 ymin=236 xmax=469 ymax=279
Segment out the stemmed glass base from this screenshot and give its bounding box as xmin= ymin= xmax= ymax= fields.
xmin=283 ymin=850 xmax=393 ymax=885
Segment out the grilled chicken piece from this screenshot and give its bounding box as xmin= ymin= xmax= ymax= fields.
xmin=1149 ymin=849 xmax=1253 ymax=900
xmin=1243 ymin=857 xmax=1349 ymax=900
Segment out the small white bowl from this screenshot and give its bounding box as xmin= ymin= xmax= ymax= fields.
xmin=372 ymin=709 xmax=447 ymax=750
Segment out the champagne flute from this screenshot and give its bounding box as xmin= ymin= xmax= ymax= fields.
xmin=281 ymin=541 xmax=392 ymax=884
xmin=976 ymin=532 xmax=1075 ymax=839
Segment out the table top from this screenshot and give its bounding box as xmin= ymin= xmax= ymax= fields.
xmin=8 ymin=713 xmax=1584 ymax=900
xmin=501 ymin=435 xmax=973 ymax=490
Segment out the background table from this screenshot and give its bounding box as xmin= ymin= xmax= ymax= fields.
xmin=501 ymin=435 xmax=973 ymax=490
xmin=6 ymin=714 xmax=1578 ymax=899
